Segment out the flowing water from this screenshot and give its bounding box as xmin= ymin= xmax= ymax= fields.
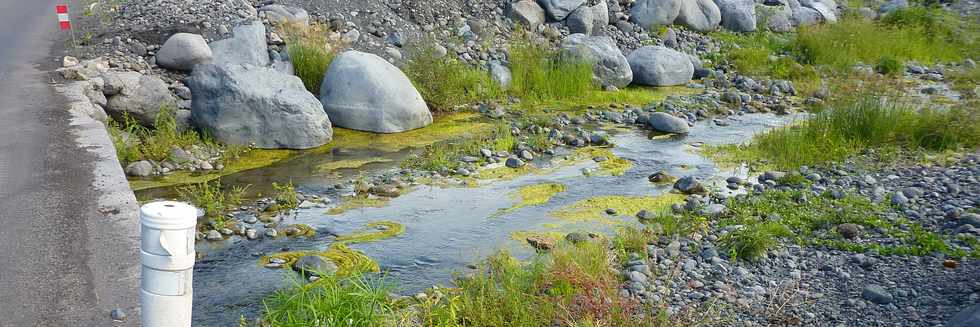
xmin=189 ymin=113 xmax=801 ymax=325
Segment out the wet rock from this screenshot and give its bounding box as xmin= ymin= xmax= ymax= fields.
xmin=205 ymin=230 xmax=223 ymax=241
xmin=526 ymin=235 xmax=555 ymax=250
xmin=506 ymin=157 xmax=526 ymax=168
xmin=674 ymin=176 xmax=706 ymax=194
xmin=649 ymin=170 xmax=676 ymax=183
xmin=861 ymin=284 xmax=894 ymax=304
xmin=320 ymin=51 xmax=432 ymax=133
xmin=265 ymin=228 xmax=279 ymax=238
xmin=156 ymin=33 xmax=212 ymax=71
xmin=293 ymin=255 xmax=338 ymax=276
xmin=647 ymin=112 xmax=690 ymax=134
xmin=125 ymin=161 xmax=153 ymax=177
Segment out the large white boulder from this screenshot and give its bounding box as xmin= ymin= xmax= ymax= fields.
xmin=630 ymin=0 xmax=682 ymax=29
xmin=560 ymin=34 xmax=633 ymax=88
xmin=187 ymin=64 xmax=333 ymax=149
xmin=676 ymin=0 xmax=722 ymax=32
xmin=156 ymin=33 xmax=212 ymax=71
xmin=627 ymin=46 xmax=694 ymax=86
xmin=319 ymin=51 xmax=432 ymax=133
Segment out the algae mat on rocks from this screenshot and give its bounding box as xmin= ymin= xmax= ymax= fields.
xmin=130 ymin=113 xmax=490 ymax=191
xmin=260 ymin=220 xmax=406 ymax=277
xmin=550 ymin=193 xmax=686 ymax=223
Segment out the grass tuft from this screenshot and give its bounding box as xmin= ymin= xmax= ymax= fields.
xmin=403 ymin=43 xmax=503 ymax=111
xmin=176 ymin=179 xmax=249 ymax=229
xmin=285 ymin=23 xmax=342 ymax=94
xmin=508 ymin=38 xmax=596 ymax=102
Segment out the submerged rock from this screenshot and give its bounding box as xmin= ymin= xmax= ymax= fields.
xmin=187 ymin=64 xmax=333 ymax=149
xmin=320 ymin=51 xmax=432 ymax=133
xmin=647 ymin=112 xmax=690 ymax=134
xmin=293 ymin=255 xmax=338 ymax=276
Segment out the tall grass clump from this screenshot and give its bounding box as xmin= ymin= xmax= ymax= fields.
xmin=508 ymin=39 xmax=596 ymax=102
xmin=712 ymin=94 xmax=980 ymax=170
xmin=107 ymin=104 xmax=207 ymax=164
xmin=403 ymin=43 xmax=502 ymax=111
xmin=791 ymin=14 xmax=968 ymax=70
xmin=176 ymin=179 xmax=249 ymax=228
xmin=262 ymin=274 xmax=395 ymax=327
xmin=285 ymin=23 xmax=342 ymax=94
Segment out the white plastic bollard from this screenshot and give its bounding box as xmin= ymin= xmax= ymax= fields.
xmin=140 ymin=201 xmax=198 ymax=327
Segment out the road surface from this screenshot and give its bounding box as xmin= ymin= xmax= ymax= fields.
xmin=0 ymin=1 xmax=140 ymax=326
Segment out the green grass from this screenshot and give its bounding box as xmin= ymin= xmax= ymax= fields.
xmin=706 ymin=94 xmax=980 ymax=170
xmin=791 ymin=13 xmax=971 ymax=70
xmin=285 ymin=24 xmax=340 ymax=94
xmin=269 ymin=181 xmax=299 ymax=213
xmin=108 ymin=104 xmax=212 ymax=164
xmin=262 ymin=274 xmax=395 ymax=327
xmin=948 ymin=65 xmax=980 ymax=99
xmin=704 ymin=189 xmax=971 ymax=260
xmin=401 ymin=121 xmax=518 ymax=172
xmin=175 ymin=179 xmax=249 ymax=229
xmin=508 ymin=39 xmax=597 ymax=102
xmin=403 ymin=44 xmax=503 ymax=111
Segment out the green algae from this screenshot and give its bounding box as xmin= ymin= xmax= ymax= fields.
xmin=335 ymin=221 xmax=406 ymax=243
xmin=549 ymin=193 xmax=686 ymax=223
xmin=131 ymin=113 xmax=489 ymax=191
xmin=502 ymin=183 xmax=566 ymax=213
xmin=316 ymin=158 xmax=394 ymax=172
xmin=280 ymin=224 xmax=317 ymax=238
xmin=325 ymin=196 xmax=392 ymax=215
xmin=260 ymin=221 xmax=405 ymax=276
xmin=574 ymin=147 xmax=633 ymax=176
xmin=474 ymin=165 xmax=535 ymax=180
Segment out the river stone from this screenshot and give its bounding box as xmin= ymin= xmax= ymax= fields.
xmin=947 ymin=304 xmax=980 ymax=327
xmin=258 ymin=4 xmax=310 ymax=26
xmin=806 ymin=1 xmax=838 ymax=22
xmin=210 ymin=21 xmax=269 ymax=67
xmin=508 ymin=0 xmax=546 ymax=28
xmin=961 ymin=213 xmax=980 ymax=228
xmin=716 ymin=0 xmax=757 ymax=32
xmin=861 ymin=285 xmax=894 ymax=304
xmin=879 ymin=0 xmax=908 ymax=13
xmin=767 ymin=7 xmax=795 ymax=32
xmin=293 ymin=255 xmax=338 ymax=276
xmin=630 ymin=0 xmax=682 ymax=29
xmin=125 ymin=161 xmax=153 ymax=177
xmin=156 ymin=33 xmax=212 ymax=71
xmin=106 ymin=74 xmax=176 ymax=126
xmin=675 ymin=0 xmax=722 ymax=32
xmin=560 ymin=34 xmax=633 ymax=88
xmin=628 ymin=46 xmax=694 ymax=86
xmin=320 ymin=51 xmax=432 ymax=133
xmin=187 ymin=64 xmax=333 ymax=149
xmin=538 ymin=0 xmax=587 ymax=21
xmin=591 ymin=0 xmax=609 ymax=28
xmin=648 ymin=112 xmax=690 ymax=133
xmin=674 ymin=176 xmax=706 ymax=194
xmin=838 ymin=223 xmax=861 ymax=239
xmin=506 ymin=157 xmax=526 ymax=168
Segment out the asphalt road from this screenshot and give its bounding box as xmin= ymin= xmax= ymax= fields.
xmin=0 ymin=1 xmax=140 ymax=326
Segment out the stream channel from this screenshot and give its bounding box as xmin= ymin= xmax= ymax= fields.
xmin=162 ymin=112 xmax=801 ymax=325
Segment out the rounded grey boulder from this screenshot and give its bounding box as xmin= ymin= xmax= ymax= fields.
xmin=560 ymin=34 xmax=633 ymax=88
xmin=630 ymin=0 xmax=682 ymax=29
xmin=508 ymin=0 xmax=546 ymax=28
xmin=320 ymin=51 xmax=432 ymax=133
xmin=538 ymin=0 xmax=587 ymax=21
xmin=210 ymin=21 xmax=269 ymax=67
xmin=716 ymin=0 xmax=758 ymax=32
xmin=648 ymin=112 xmax=690 ymax=134
xmin=676 ymin=0 xmax=722 ymax=32
xmin=627 ymin=46 xmax=694 ymax=86
xmin=106 ymin=73 xmax=176 ymax=126
xmin=258 ymin=4 xmax=310 ymax=26
xmin=156 ymin=33 xmax=212 ymax=71
xmin=187 ymin=64 xmax=333 ymax=149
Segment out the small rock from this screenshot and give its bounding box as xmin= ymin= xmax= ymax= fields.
xmin=205 ymin=230 xmax=223 ymax=241
xmin=862 ymin=284 xmax=894 ymax=304
xmin=109 ymin=308 xmax=126 ymax=321
xmin=674 ymin=176 xmax=706 ymax=194
xmin=505 ymin=157 xmax=525 ymax=168
xmin=838 ymin=223 xmax=861 ymax=240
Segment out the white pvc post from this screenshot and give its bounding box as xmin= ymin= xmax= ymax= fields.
xmin=140 ymin=201 xmax=198 ymax=327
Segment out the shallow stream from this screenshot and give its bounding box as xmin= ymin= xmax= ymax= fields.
xmin=189 ymin=113 xmax=800 ymax=325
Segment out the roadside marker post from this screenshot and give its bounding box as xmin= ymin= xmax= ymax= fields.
xmin=139 ymin=201 xmax=197 ymax=327
xmin=56 ymin=4 xmax=77 ymax=50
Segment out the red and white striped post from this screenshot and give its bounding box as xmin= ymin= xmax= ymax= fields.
xmin=56 ymin=4 xmax=77 ymax=49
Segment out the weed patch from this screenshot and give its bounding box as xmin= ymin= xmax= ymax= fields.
xmin=551 ymin=194 xmax=686 ymax=223
xmin=285 ymin=23 xmax=342 ymax=94
xmin=403 ymin=43 xmax=502 ymax=111
xmin=176 ymin=179 xmax=249 ymax=229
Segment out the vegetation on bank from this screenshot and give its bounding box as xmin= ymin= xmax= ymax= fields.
xmin=285 ymin=23 xmax=342 ymax=94
xmin=403 ymin=44 xmax=503 ymax=111
xmin=175 ymin=179 xmax=248 ymax=229
xmin=108 ymin=105 xmax=232 ymax=164
xmin=706 ymin=93 xmax=980 ymax=170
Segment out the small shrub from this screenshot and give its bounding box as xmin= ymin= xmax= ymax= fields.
xmin=874 ymin=56 xmax=904 ymax=75
xmin=720 ymin=221 xmax=793 ymax=260
xmin=271 ymin=181 xmax=299 ymax=213
xmin=403 ymin=43 xmax=502 ymax=111
xmin=107 ymin=104 xmax=210 ymax=164
xmin=285 ymin=24 xmax=342 ymax=94
xmin=176 ymin=179 xmax=249 ymax=228
xmin=262 ymin=274 xmax=394 ymax=326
